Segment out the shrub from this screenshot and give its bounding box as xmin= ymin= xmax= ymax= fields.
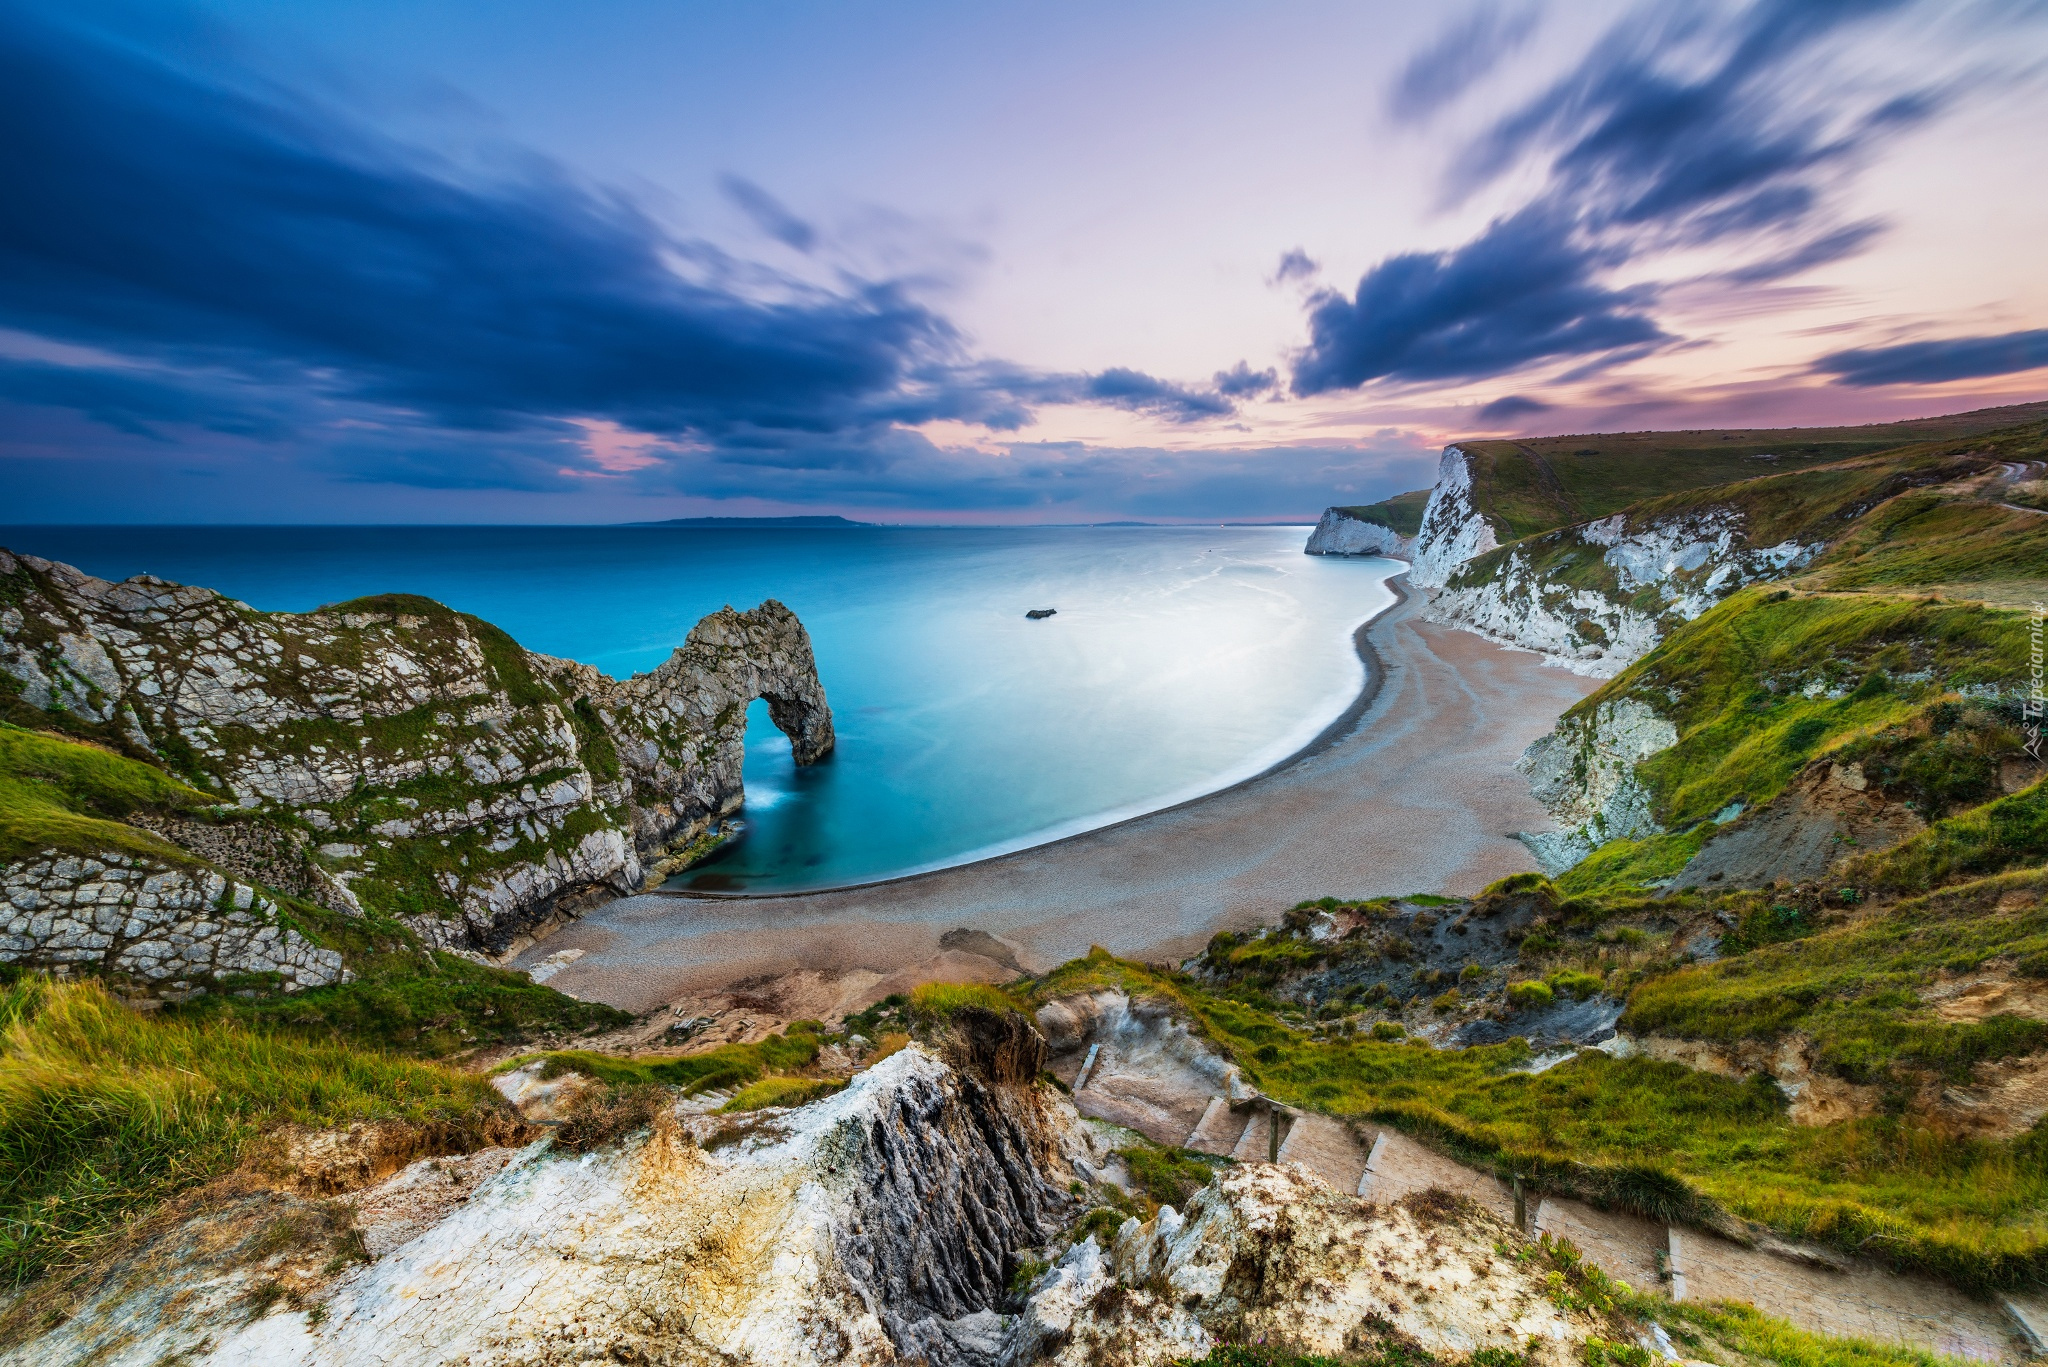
xmin=1508 ymin=981 xmax=1555 ymax=1011
xmin=1371 ymin=1021 xmax=1406 ymax=1041
xmin=719 ymin=1076 xmax=844 ymax=1112
xmin=1547 ymin=970 xmax=1604 ymax=1000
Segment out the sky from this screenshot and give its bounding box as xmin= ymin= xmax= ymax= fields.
xmin=3 ymin=0 xmax=2047 ymax=524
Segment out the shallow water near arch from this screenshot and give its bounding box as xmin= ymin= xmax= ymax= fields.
xmin=2 ymin=524 xmax=1397 ymax=892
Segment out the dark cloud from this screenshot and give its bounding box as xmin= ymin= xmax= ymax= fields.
xmin=718 ymin=174 xmax=819 ymax=253
xmin=1296 ymin=0 xmax=1988 ymax=397
xmin=1214 ymin=362 xmax=1279 ymax=397
xmin=1477 ymin=394 xmax=1553 ymax=422
xmin=1388 ymin=5 xmax=1540 ymax=123
xmin=1292 ymin=210 xmax=1666 ymax=392
xmin=1812 ymin=328 xmax=2048 ymax=386
xmin=0 ymin=8 xmax=1239 ymax=479
xmin=1073 ymin=369 xmax=1236 ymax=422
xmin=1271 ymin=249 xmax=1320 ymax=285
xmin=0 ymin=358 xmax=295 ymax=440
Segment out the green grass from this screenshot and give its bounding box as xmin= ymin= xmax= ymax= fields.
xmin=1623 ymin=870 xmax=2048 ymax=1083
xmin=1022 ymin=953 xmax=2048 ymax=1290
xmin=1578 ymin=590 xmax=2023 ymax=832
xmin=1333 ymin=488 xmax=1431 ymax=537
xmin=504 ymin=1024 xmax=825 ymax=1098
xmin=1845 ymin=779 xmax=2048 ymax=895
xmin=1446 ymin=401 xmax=2048 ymax=543
xmin=905 ymin=981 xmax=1024 ymax=1024
xmin=0 ymin=976 xmax=499 ymax=1289
xmin=719 ymin=1075 xmax=844 ymax=1111
xmin=170 ymin=925 xmax=627 ymax=1057
xmin=0 ymin=723 xmax=212 ymax=863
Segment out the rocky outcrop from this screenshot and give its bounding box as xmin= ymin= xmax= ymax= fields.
xmin=1430 ymin=507 xmax=1819 ymax=677
xmin=1409 ymin=446 xmax=1500 ymax=588
xmin=6 ymin=1045 xmax=1088 ymax=1367
xmin=1019 ymin=1163 xmax=1628 ymax=1367
xmin=0 ymin=549 xmax=833 ymax=957
xmin=1517 ymin=698 xmax=1679 ymax=874
xmin=1 ymin=850 xmax=349 ymax=995
xmin=1304 ymin=507 xmax=1413 ymax=558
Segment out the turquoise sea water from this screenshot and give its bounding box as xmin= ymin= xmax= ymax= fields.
xmin=0 ymin=526 xmax=1397 ymax=891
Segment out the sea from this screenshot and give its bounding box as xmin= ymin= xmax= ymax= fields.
xmin=1 ymin=525 xmax=1399 ymax=892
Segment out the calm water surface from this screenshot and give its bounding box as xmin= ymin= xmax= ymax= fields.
xmin=2 ymin=526 xmax=1397 ymax=890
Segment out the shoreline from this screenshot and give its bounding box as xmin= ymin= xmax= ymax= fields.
xmin=665 ymin=569 xmax=1411 ymax=902
xmin=516 ymin=592 xmax=1600 ymax=1016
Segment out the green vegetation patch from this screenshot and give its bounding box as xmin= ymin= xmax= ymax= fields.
xmin=0 ymin=723 xmax=211 ymax=864
xmin=507 ymin=1024 xmax=825 ymax=1098
xmin=1845 ymin=779 xmax=2048 ymax=896
xmin=1624 ymin=871 xmax=2048 ymax=1083
xmin=0 ymin=977 xmax=501 ymax=1290
xmin=1583 ymin=590 xmax=2022 ymax=831
xmin=720 ymin=1075 xmax=844 ymax=1112
xmin=1334 ymin=487 xmax=1431 ymax=537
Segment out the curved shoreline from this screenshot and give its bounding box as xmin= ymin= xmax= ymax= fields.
xmin=664 ymin=570 xmax=1411 ymax=901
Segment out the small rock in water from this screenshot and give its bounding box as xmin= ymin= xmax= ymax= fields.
xmin=1025 ymin=607 xmax=1057 ymax=619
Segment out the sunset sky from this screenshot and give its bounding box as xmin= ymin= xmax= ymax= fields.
xmin=4 ymin=0 xmax=2047 ymax=522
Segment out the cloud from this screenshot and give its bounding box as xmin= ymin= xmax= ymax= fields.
xmin=1291 ymin=209 xmax=1666 ymax=393
xmin=1389 ymin=5 xmax=1540 ymax=123
xmin=1295 ymin=0 xmax=2007 ymax=397
xmin=718 ymin=174 xmax=819 ymax=253
xmin=0 ymin=8 xmax=1243 ymax=483
xmin=1813 ymin=328 xmax=2048 ymax=386
xmin=1214 ymin=362 xmax=1279 ymax=397
xmin=1477 ymin=394 xmax=1553 ymax=422
xmin=1271 ymin=249 xmax=1320 ymax=285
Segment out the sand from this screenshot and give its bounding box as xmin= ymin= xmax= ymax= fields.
xmin=513 ymin=583 xmax=1600 ymax=1015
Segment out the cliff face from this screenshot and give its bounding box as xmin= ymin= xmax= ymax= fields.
xmin=1303 ymin=507 xmax=1413 ymax=558
xmin=1516 ymin=698 xmax=1680 ymax=874
xmin=0 ymin=549 xmax=833 ymax=962
xmin=8 ymin=1045 xmax=1088 ymax=1367
xmin=1409 ymin=446 xmax=1501 ymax=588
xmin=1430 ymin=508 xmax=1819 ymax=678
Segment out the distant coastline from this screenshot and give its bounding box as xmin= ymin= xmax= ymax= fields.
xmin=628 ymin=515 xmax=876 ymax=528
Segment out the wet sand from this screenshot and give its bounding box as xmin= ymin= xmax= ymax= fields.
xmin=516 ymin=584 xmax=1600 ymax=1014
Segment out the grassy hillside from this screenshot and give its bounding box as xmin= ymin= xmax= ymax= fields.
xmin=1452 ymin=399 xmax=2048 ymax=542
xmin=1333 ymin=488 xmax=1431 ymax=536
xmin=0 ymin=977 xmax=508 ymax=1291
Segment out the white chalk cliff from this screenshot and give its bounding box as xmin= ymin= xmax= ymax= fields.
xmin=1408 ymin=446 xmax=1501 ymax=588
xmin=1303 ymin=507 xmax=1413 ymax=558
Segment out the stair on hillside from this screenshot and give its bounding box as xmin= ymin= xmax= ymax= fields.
xmin=1184 ymin=1097 xmax=1240 ymax=1155
xmin=1229 ymin=1108 xmax=1289 ymax=1162
xmin=1273 ymin=1113 xmax=1369 ymax=1193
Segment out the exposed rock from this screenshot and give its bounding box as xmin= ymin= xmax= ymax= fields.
xmin=1672 ymin=760 xmax=1927 ymax=891
xmin=0 ymin=850 xmax=349 ymax=994
xmin=1517 ymin=699 xmax=1680 ymax=874
xmin=1429 ymin=507 xmax=1819 ymax=677
xmin=1409 ymin=446 xmax=1500 ymax=588
xmin=0 ymin=550 xmax=833 ymax=960
xmin=1026 ymin=1164 xmax=1624 ymax=1367
xmin=4 ymin=1045 xmax=1085 ymax=1367
xmin=1633 ymin=1033 xmax=1881 ymax=1126
xmin=1304 ymin=507 xmax=1414 ymax=558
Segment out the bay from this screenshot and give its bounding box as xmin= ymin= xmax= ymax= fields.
xmin=0 ymin=525 xmax=1397 ymax=891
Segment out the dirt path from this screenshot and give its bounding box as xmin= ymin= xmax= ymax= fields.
xmin=513 ymin=588 xmax=1598 ymax=1013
